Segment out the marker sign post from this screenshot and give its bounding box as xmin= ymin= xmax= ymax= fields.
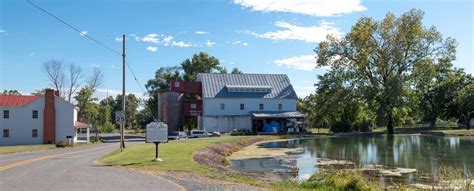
xmin=145 ymin=122 xmax=168 ymax=162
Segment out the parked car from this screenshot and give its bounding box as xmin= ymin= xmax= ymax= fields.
xmin=209 ymin=131 xmax=221 ymax=137
xmin=188 ymin=130 xmax=210 ymax=138
xmin=168 ymin=131 xmax=187 ymax=140
xmin=230 ymin=128 xmax=252 ymax=136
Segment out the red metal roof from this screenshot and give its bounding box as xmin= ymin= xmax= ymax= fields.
xmin=0 ymin=95 xmax=40 ymax=107
xmin=75 ymin=121 xmax=91 ymax=128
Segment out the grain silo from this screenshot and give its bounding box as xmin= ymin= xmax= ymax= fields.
xmin=157 ymin=91 xmax=183 ymax=133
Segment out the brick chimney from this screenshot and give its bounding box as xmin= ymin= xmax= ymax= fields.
xmin=54 ymin=90 xmax=59 ymax=97
xmin=44 ymin=89 xmax=56 ymax=144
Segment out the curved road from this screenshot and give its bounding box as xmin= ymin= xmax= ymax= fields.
xmin=0 ymin=141 xmax=183 ymax=191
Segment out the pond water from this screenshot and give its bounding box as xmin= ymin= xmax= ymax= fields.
xmin=230 ymin=135 xmax=474 ymax=186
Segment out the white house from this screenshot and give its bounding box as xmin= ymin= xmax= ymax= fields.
xmin=196 ymin=73 xmax=304 ymax=133
xmin=0 ymin=89 xmax=89 ymax=146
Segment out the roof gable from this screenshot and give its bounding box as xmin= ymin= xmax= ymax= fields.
xmin=0 ymin=95 xmax=40 ymax=107
xmin=197 ymin=73 xmax=298 ymax=99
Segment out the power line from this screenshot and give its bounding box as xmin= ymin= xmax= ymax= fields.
xmin=27 ymin=0 xmax=147 ymax=94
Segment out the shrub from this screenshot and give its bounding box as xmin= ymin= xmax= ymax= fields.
xmin=98 ymin=122 xmax=116 ymax=133
xmin=55 ymin=140 xmax=68 ymax=148
xmin=274 ymin=170 xmax=376 ymax=191
xmin=304 ymin=170 xmax=373 ymax=190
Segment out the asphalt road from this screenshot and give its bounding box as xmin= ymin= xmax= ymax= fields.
xmin=0 ymin=140 xmax=183 ymax=191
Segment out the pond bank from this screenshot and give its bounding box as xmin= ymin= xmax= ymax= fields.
xmin=227 ymin=135 xmax=474 ymax=190
xmin=193 ymin=136 xmax=282 ymax=182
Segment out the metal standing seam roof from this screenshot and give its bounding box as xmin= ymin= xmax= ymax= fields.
xmin=0 ymin=95 xmax=40 ymax=107
xmin=197 ymin=73 xmax=298 ymax=99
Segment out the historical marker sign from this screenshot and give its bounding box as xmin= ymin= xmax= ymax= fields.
xmin=146 ymin=122 xmax=168 ymax=143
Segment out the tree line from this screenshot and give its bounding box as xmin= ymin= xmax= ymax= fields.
xmin=141 ymin=52 xmax=242 ymax=130
xmin=2 ymin=52 xmax=242 ymax=133
xmin=299 ymin=9 xmax=473 ymax=134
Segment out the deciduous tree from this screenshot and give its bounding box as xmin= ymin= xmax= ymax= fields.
xmin=315 ymin=9 xmax=456 ymax=134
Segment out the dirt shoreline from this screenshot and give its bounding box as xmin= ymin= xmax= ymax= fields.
xmin=193 ymin=136 xmax=284 ymax=182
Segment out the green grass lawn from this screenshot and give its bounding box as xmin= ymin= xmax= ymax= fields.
xmin=432 ymin=129 xmax=474 ymax=136
xmin=100 ymin=136 xmax=276 ymax=187
xmin=0 ymin=142 xmax=96 ymax=154
xmin=372 ymin=126 xmax=474 ymax=135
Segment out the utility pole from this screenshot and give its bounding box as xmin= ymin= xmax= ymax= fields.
xmin=121 ymin=34 xmax=126 ymax=151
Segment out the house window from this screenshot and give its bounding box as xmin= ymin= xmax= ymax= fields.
xmin=32 ymin=129 xmax=38 ymax=137
xmin=240 ymin=103 xmax=245 ymax=110
xmin=32 ymin=110 xmax=38 ymax=119
xmin=220 ymin=103 xmax=225 ymax=110
xmin=3 ymin=110 xmax=9 ymax=119
xmin=259 ymin=104 xmax=264 ymax=110
xmin=3 ymin=129 xmax=9 ymax=138
xmin=175 ymin=81 xmax=180 ymax=87
xmin=278 ymin=103 xmax=283 ymax=111
xmin=191 ymin=104 xmax=197 ymax=109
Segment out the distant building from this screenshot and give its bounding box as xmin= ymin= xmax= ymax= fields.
xmin=0 ymin=89 xmax=89 ymax=145
xmin=170 ymin=73 xmax=304 ymax=133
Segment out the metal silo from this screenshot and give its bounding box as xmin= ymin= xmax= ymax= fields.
xmin=157 ymin=91 xmax=183 ymax=133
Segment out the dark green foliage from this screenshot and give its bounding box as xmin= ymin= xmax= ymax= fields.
xmin=306 ymin=9 xmax=473 ymax=133
xmin=1 ymin=90 xmax=22 ymax=95
xmin=142 ymin=52 xmax=244 ymax=129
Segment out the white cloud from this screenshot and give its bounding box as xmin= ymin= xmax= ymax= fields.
xmin=172 ymin=41 xmax=192 ymax=47
xmin=80 ymin=31 xmax=88 ymax=36
xmin=274 ymin=55 xmax=317 ymax=71
xmin=0 ymin=29 xmax=6 ymax=33
xmin=89 ymin=64 xmax=101 ymax=68
xmin=274 ymin=54 xmax=331 ymax=71
xmin=232 ymin=40 xmax=249 ymax=46
xmin=115 ymin=36 xmax=123 ymax=42
xmin=293 ymin=86 xmax=315 ymax=98
xmin=141 ymin=33 xmax=160 ymax=44
xmin=130 ymin=34 xmax=195 ymax=48
xmin=205 ymin=40 xmax=216 ymax=47
xmin=111 ymin=65 xmax=120 ymax=70
xmin=29 ymin=52 xmax=35 ymax=56
xmin=146 ymin=46 xmax=158 ymax=52
xmin=246 ymin=21 xmax=342 ymax=43
xmin=233 ymin=0 xmax=366 ymax=17
xmin=195 ymin=31 xmax=209 ymax=35
xmin=163 ymin=36 xmax=174 ymax=46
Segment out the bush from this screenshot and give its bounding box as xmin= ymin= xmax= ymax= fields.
xmin=55 ymin=140 xmax=68 ymax=148
xmin=274 ymin=170 xmax=376 ymax=191
xmin=98 ymin=122 xmax=116 ymax=133
xmin=304 ymin=170 xmax=373 ymax=190
xmin=331 ymin=121 xmax=352 ymax=133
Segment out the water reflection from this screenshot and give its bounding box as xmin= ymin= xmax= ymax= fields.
xmin=231 ymin=135 xmax=474 ymax=185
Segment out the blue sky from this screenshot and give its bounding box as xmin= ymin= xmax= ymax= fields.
xmin=1 ymin=0 xmax=473 ymax=99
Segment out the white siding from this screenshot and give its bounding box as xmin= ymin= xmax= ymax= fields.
xmin=201 ymin=98 xmax=296 ymax=132
xmin=0 ymin=98 xmax=44 ymax=145
xmin=55 ymin=97 xmax=75 ymax=142
xmin=202 ymin=116 xmax=251 ymax=132
xmin=0 ymin=97 xmax=76 ymax=146
xmin=203 ymin=98 xmax=296 ymax=116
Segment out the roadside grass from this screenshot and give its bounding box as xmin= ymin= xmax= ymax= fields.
xmin=99 ymin=136 xmax=276 ymax=187
xmin=0 ymin=142 xmax=93 ymax=154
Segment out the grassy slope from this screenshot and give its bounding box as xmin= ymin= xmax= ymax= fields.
xmin=0 ymin=143 xmax=95 ymax=154
xmin=100 ymin=136 xmax=275 ymax=186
